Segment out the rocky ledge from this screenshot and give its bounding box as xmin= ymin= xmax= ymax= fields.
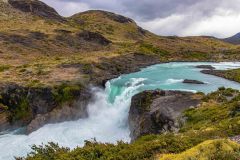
xmin=201 ymin=69 xmax=230 ymax=81
xmin=183 ymin=79 xmax=205 ymax=84
xmin=196 ymin=65 xmax=215 ymax=70
xmin=0 ymin=83 xmax=92 ymax=133
xmin=128 ymin=90 xmax=201 ymax=141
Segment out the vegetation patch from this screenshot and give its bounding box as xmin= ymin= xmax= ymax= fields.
xmin=182 ymin=51 xmax=209 ymax=60
xmin=0 ymin=65 xmax=10 ymax=72
xmin=52 ymin=83 xmax=83 ymax=104
xmin=8 ymin=98 xmax=32 ymax=124
xmin=159 ymin=139 xmax=240 ymax=160
xmin=220 ymin=69 xmax=240 ymax=83
xmin=139 ymin=43 xmax=169 ymax=57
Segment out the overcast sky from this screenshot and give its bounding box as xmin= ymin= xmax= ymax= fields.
xmin=41 ymin=0 xmax=240 ymax=38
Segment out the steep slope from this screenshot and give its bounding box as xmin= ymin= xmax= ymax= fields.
xmin=223 ymin=33 xmax=240 ymax=44
xmin=69 ymin=10 xmax=148 ymax=43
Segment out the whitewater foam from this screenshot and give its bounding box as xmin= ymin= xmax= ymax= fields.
xmin=0 ymin=78 xmax=148 ymax=159
xmin=165 ymin=78 xmax=183 ymax=84
xmin=0 ymin=86 xmax=133 ymax=159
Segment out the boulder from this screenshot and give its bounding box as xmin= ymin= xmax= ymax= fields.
xmin=183 ymin=79 xmax=205 ymax=84
xmin=196 ymin=65 xmax=215 ymax=70
xmin=128 ymin=90 xmax=201 ymax=141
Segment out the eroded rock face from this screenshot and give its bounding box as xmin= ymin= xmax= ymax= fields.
xmin=26 ymin=95 xmax=89 ymax=133
xmin=129 ymin=90 xmax=201 ymax=141
xmin=77 ymin=31 xmax=111 ymax=46
xmin=103 ymin=11 xmax=134 ymax=23
xmin=0 ymin=83 xmax=92 ymax=133
xmin=8 ymin=0 xmax=65 ymax=22
xmin=94 ymin=53 xmax=161 ymax=86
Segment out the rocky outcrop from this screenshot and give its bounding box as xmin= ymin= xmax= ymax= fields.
xmin=26 ymin=95 xmax=89 ymax=133
xmin=101 ymin=11 xmax=134 ymax=23
xmin=8 ymin=0 xmax=65 ymax=22
xmin=201 ymin=70 xmax=226 ymax=79
xmin=129 ymin=90 xmax=201 ymax=141
xmin=93 ymin=53 xmax=161 ymax=86
xmin=196 ymin=65 xmax=215 ymax=70
xmin=183 ymin=79 xmax=205 ymax=84
xmin=0 ymin=83 xmax=92 ymax=133
xmin=77 ymin=31 xmax=111 ymax=45
xmin=0 ymin=112 xmax=11 ymax=132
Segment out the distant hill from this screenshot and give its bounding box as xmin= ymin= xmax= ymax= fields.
xmin=223 ymin=33 xmax=240 ymax=44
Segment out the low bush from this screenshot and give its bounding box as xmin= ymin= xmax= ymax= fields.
xmin=52 ymin=83 xmax=82 ymax=104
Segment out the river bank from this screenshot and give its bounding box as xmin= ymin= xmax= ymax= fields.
xmin=1 ymin=61 xmax=240 ymax=134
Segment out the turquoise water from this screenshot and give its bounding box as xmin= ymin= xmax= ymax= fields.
xmin=108 ymin=62 xmax=240 ymax=103
xmin=1 ymin=62 xmax=240 ymax=160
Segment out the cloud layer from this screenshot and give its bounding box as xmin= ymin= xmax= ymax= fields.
xmin=41 ymin=0 xmax=240 ymax=38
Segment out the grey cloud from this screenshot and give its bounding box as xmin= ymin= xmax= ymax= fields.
xmin=41 ymin=0 xmax=240 ymax=38
xmin=51 ymin=0 xmax=239 ymax=20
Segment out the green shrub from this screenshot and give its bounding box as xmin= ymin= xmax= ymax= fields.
xmin=139 ymin=43 xmax=169 ymax=56
xmin=0 ymin=103 xmax=8 ymax=111
xmin=0 ymin=65 xmax=10 ymax=72
xmin=9 ymin=98 xmax=32 ymax=123
xmin=52 ymin=83 xmax=82 ymax=104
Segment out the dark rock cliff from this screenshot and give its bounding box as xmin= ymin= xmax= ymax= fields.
xmin=8 ymin=0 xmax=65 ymax=22
xmin=129 ymin=90 xmax=201 ymax=141
xmin=0 ymin=83 xmax=92 ymax=133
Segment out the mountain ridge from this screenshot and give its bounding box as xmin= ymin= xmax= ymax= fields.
xmin=223 ymin=32 xmax=240 ymax=44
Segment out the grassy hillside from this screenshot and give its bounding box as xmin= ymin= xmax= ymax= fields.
xmin=214 ymin=69 xmax=240 ymax=83
xmin=159 ymin=139 xmax=240 ymax=160
xmin=19 ymin=88 xmax=240 ymax=160
xmin=201 ymin=68 xmax=240 ymax=84
xmin=0 ymin=0 xmax=239 ymax=88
